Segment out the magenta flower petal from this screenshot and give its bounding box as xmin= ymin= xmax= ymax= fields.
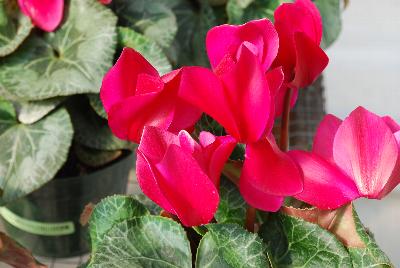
xmin=266 ymin=67 xmax=284 ymax=97
xmin=239 ymin=179 xmax=285 ymax=212
xmin=312 ymin=114 xmax=342 ymax=161
xmin=240 ymin=137 xmax=303 ymax=198
xmin=217 ymin=45 xmax=273 ymax=142
xmin=101 ymin=48 xmax=159 ymax=113
xmin=291 ymin=32 xmax=329 ymax=89
xmin=18 ymin=0 xmax=64 ymax=32
xmin=333 ymin=107 xmax=399 ymax=198
xmin=382 ymin=115 xmax=400 ymax=133
xmin=206 ymin=18 xmax=279 ymax=71
xmin=136 ymin=151 xmax=175 ymax=214
xmin=155 ymin=145 xmax=220 ymax=226
xmin=274 ymin=86 xmax=299 ymax=117
xmin=289 ymin=151 xmax=360 ymax=210
xmin=180 ymin=66 xmax=241 ymax=139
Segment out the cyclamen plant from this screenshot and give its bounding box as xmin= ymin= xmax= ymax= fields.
xmin=84 ymin=0 xmax=397 ymax=267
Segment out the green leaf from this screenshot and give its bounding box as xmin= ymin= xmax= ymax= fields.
xmin=74 ymin=144 xmax=122 ymax=168
xmin=196 ymin=223 xmax=269 ymax=268
xmin=0 ymin=108 xmax=73 ymax=204
xmin=348 ymin=208 xmax=393 ymax=267
xmin=88 ymin=94 xmax=107 ymax=119
xmin=169 ymin=0 xmax=217 ymax=66
xmin=133 ymin=193 xmax=162 ymax=215
xmin=118 ymin=27 xmax=172 ymax=75
xmin=226 ymin=0 xmax=280 ymax=24
xmin=69 ymin=98 xmax=132 ymax=151
xmin=88 ymin=195 xmax=149 ymax=252
xmin=0 ymin=0 xmax=117 ymax=101
xmin=259 ymin=213 xmax=353 ymax=267
xmin=15 ymin=97 xmax=64 ymax=124
xmin=89 ymin=215 xmax=192 ymax=268
xmin=214 ymin=177 xmax=246 ymax=225
xmin=0 ymin=98 xmax=16 ymax=134
xmin=112 ymin=0 xmax=178 ymax=49
xmin=0 ymin=0 xmax=33 ymax=56
xmin=314 ymin=0 xmax=342 ymax=48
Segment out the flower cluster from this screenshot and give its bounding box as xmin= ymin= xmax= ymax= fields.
xmin=100 ymin=0 xmax=400 ymax=226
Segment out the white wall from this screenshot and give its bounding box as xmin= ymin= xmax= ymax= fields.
xmin=324 ymin=0 xmax=400 ymax=265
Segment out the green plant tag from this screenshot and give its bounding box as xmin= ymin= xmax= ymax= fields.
xmin=0 ymin=207 xmax=75 ymax=236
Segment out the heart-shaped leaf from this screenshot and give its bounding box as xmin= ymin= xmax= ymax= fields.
xmin=111 ymin=0 xmax=178 ymax=49
xmin=259 ymin=212 xmax=353 ymax=267
xmin=0 ymin=0 xmax=117 ymax=101
xmin=88 ymin=195 xmax=149 ymax=252
xmin=118 ymin=27 xmax=172 ymax=75
xmin=0 ymin=0 xmax=33 ymax=56
xmin=89 ymin=216 xmax=192 ymax=268
xmin=196 ymin=223 xmax=268 ymax=267
xmin=0 ymin=108 xmax=73 ymax=204
xmin=214 ymin=177 xmax=246 ymax=225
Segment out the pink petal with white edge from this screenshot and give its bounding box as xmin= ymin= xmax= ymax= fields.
xmin=218 ymin=45 xmax=273 ymax=142
xmin=291 ymin=32 xmax=329 ymax=89
xmin=100 ymin=48 xmax=159 ymax=113
xmin=136 ymin=151 xmax=175 ymax=214
xmin=239 ymin=179 xmax=284 ymax=212
xmin=155 ymin=145 xmax=219 ymax=226
xmin=18 ymin=0 xmax=64 ymax=32
xmin=289 ymin=150 xmax=360 ymax=210
xmin=240 ymin=137 xmax=303 ymax=197
xmin=333 ymin=107 xmax=399 ymax=198
xmin=312 ymin=114 xmax=342 ymax=161
xmin=206 ymin=19 xmax=279 ymax=71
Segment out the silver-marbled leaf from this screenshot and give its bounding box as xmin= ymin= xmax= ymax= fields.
xmin=0 ymin=108 xmax=73 ymax=204
xmin=0 ymin=0 xmax=33 ymax=57
xmin=15 ymin=97 xmax=64 ymax=124
xmin=196 ymin=223 xmax=269 ymax=268
xmin=0 ymin=0 xmax=117 ymax=100
xmin=89 ymin=216 xmax=192 ymax=268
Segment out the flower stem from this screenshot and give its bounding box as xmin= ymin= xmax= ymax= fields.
xmin=245 ymin=206 xmax=256 ymax=232
xmin=279 ymin=88 xmax=293 ymax=152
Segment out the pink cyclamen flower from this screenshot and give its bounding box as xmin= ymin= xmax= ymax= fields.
xmin=98 ymin=0 xmax=112 ymax=4
xmin=273 ymin=0 xmax=329 ymax=115
xmin=18 ymin=0 xmax=64 ymax=32
xmin=100 ymin=48 xmax=202 ymax=144
xmin=289 ymin=107 xmax=400 ymax=210
xmin=206 ymin=18 xmax=284 ymax=105
xmin=180 ymin=37 xmax=303 ymax=212
xmin=136 ymin=126 xmax=236 ymax=226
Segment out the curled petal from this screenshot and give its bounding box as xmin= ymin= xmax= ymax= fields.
xmin=240 ymin=137 xmax=303 ymax=198
xmin=180 ymin=66 xmax=241 ymax=139
xmin=291 ymin=32 xmax=329 ymax=89
xmin=155 ymin=145 xmax=220 ymax=226
xmin=289 ymin=151 xmax=360 ymax=210
xmin=206 ymin=19 xmax=279 ymax=71
xmin=333 ymin=107 xmax=399 ymax=198
xmin=312 ymin=114 xmax=342 ymax=161
xmin=18 ymin=0 xmax=64 ymax=32
xmin=382 ymin=115 xmax=400 ymax=133
xmin=218 ymin=45 xmax=273 ymax=142
xmin=100 ymin=48 xmax=159 ymax=112
xmin=266 ymin=67 xmax=284 ymax=97
xmin=239 ymin=181 xmax=284 ymax=212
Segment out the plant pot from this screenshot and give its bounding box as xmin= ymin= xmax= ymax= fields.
xmin=0 ymin=153 xmax=135 ymax=258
